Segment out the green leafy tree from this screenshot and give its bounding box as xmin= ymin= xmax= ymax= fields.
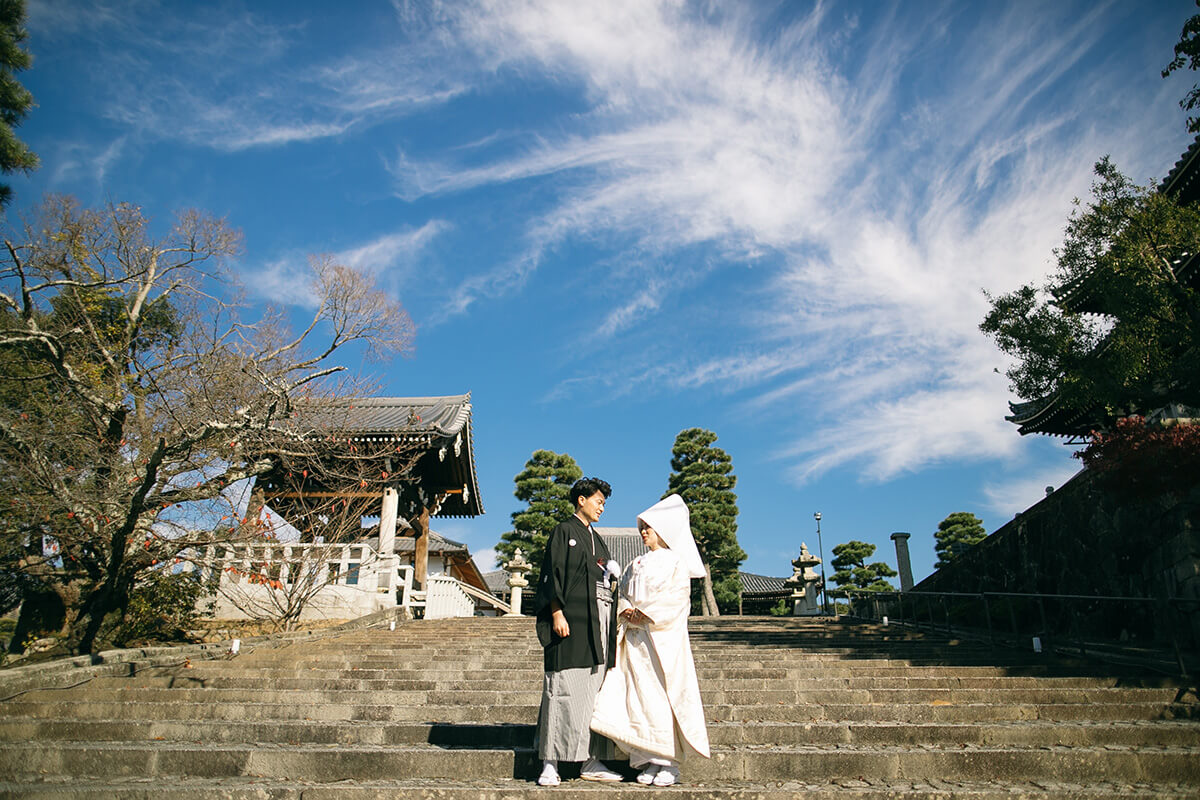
xmin=981 ymin=158 xmax=1200 ymax=423
xmin=495 ymin=450 xmax=581 ymax=585
xmin=105 ymin=567 xmax=216 ymax=647
xmin=665 ymin=427 xmax=745 ymax=616
xmin=933 ymin=512 xmax=986 ymax=570
xmin=1164 ymin=1 xmax=1200 ymax=134
xmin=0 ymin=0 xmax=37 ymax=206
xmin=828 ymin=540 xmax=896 ymax=598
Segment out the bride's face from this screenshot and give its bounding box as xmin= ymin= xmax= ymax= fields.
xmin=638 ymin=523 xmax=666 ymax=551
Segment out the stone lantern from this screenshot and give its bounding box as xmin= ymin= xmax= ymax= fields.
xmin=504 ymin=548 xmax=532 ymax=617
xmin=783 ymin=542 xmax=823 ymax=616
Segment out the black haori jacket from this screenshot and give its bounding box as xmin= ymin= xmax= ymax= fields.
xmin=534 ymin=515 xmax=618 ymax=672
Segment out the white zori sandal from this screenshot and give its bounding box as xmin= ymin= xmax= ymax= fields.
xmin=637 ymin=764 xmax=661 ymax=784
xmin=537 ymin=760 xmax=560 ymax=787
xmin=579 ymin=758 xmax=623 ymax=782
xmin=653 ymin=765 xmax=680 ymax=786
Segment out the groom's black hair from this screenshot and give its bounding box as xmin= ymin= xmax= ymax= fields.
xmin=570 ymin=477 xmax=612 ymax=507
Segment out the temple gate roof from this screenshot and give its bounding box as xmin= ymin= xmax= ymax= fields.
xmin=263 ymin=394 xmax=483 ymax=519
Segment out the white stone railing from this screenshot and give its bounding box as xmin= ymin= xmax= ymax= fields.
xmin=201 ymin=542 xmax=385 ymax=592
xmin=425 ymin=574 xmax=476 ymax=619
xmin=456 ymin=579 xmax=511 ymax=615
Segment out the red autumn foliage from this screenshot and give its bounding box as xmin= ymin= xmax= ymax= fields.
xmin=1075 ymin=416 xmax=1200 ymax=498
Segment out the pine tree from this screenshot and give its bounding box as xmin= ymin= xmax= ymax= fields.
xmin=933 ymin=512 xmax=986 ymax=570
xmin=495 ymin=450 xmax=582 ymax=584
xmin=828 ymin=540 xmax=897 ymax=598
xmin=664 ymin=428 xmax=745 ymax=616
xmin=0 ymin=0 xmax=38 ymax=206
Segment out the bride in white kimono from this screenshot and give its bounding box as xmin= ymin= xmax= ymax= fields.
xmin=589 ymin=494 xmax=711 ymax=787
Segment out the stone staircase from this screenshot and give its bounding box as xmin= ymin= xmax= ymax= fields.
xmin=0 ymin=616 xmax=1196 ymax=798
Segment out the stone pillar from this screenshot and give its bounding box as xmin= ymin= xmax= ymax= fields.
xmin=891 ymin=532 xmax=914 ymax=592
xmin=374 ymin=487 xmax=400 ymax=599
xmin=784 ymin=543 xmax=823 ymax=616
xmin=504 ymin=548 xmax=532 ymax=616
xmin=379 ymin=487 xmax=399 ymax=557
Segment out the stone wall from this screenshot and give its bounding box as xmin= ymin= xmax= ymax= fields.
xmin=912 ymin=466 xmax=1200 ymax=645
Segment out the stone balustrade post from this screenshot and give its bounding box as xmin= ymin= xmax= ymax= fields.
xmin=504 ymin=549 xmax=532 ymax=616
xmin=784 ymin=542 xmax=823 ymax=616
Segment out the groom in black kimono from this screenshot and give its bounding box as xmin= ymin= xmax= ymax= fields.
xmin=533 ymin=476 xmax=622 ymax=785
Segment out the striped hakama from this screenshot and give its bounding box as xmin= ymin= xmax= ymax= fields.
xmin=535 ymin=583 xmax=617 ymax=761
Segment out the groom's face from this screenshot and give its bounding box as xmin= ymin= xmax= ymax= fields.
xmin=576 ymin=491 xmax=607 ymax=524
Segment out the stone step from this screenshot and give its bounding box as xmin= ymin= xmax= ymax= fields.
xmin=98 ymin=668 xmax=1170 ymax=688
xmin=124 ymin=662 xmax=1148 ymax=678
xmin=0 ymin=699 xmax=1184 ymax=725
xmin=0 ymin=741 xmax=1196 ymax=784
xmin=8 ymin=684 xmax=1176 ymax=708
xmin=242 ymin=655 xmax=1035 ymax=669
xmin=209 ymin=664 xmax=1135 ymax=683
xmin=1 ymin=616 xmax=1192 ymax=799
xmin=3 ymin=717 xmax=1196 ymax=749
xmin=77 ymin=675 xmax=1159 ymax=694
xmin=3 ymin=776 xmax=1197 ymax=799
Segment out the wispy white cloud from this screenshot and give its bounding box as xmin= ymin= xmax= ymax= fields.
xmin=29 ymin=1 xmax=470 ymax=152
xmin=396 ymin=0 xmax=1171 ymax=481
xmin=337 ymin=222 xmax=451 ymax=277
xmin=33 ymin=1 xmax=1175 ymax=487
xmin=596 ymin=283 xmax=661 ymax=338
xmin=249 ymin=222 xmax=449 ymax=308
xmin=982 ymin=461 xmax=1085 ymax=519
xmin=45 ymin=137 xmax=127 ymax=188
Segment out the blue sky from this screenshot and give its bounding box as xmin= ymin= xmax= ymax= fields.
xmin=12 ymin=0 xmax=1195 ymax=587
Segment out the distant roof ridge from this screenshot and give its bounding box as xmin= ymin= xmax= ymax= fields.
xmin=320 ymin=394 xmax=472 ymax=406
xmin=362 ymin=522 xmax=466 ymax=551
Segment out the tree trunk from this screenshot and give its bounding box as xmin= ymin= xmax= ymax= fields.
xmin=68 ymin=574 xmax=132 ymax=655
xmin=701 ymin=562 xmax=720 ymax=617
xmin=8 ymin=589 xmax=66 ymax=654
xmin=71 ymin=593 xmax=108 ymax=655
xmin=241 ymin=483 xmax=266 ymax=538
xmin=410 ymin=507 xmax=430 ymax=591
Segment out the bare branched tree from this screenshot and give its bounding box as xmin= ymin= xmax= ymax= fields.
xmin=0 ymin=195 xmax=415 ymax=653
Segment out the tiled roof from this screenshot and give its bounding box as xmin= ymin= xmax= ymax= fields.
xmin=393 ymin=530 xmax=467 ymax=554
xmin=1160 ymin=133 xmax=1200 ymax=205
xmin=596 ymin=528 xmax=647 ymax=569
xmin=363 ymin=522 xmax=468 ymax=554
xmin=482 ymin=570 xmax=510 ymax=595
xmin=285 ymin=395 xmax=483 ymax=518
xmin=739 ymin=572 xmax=790 ymax=596
xmin=293 ymin=395 xmax=473 ymax=437
xmin=1005 ymin=393 xmax=1099 ymax=439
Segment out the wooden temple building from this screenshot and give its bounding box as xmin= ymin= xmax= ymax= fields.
xmin=203 ymin=395 xmax=501 ymax=621
xmin=1007 ymin=137 xmax=1200 ymax=439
